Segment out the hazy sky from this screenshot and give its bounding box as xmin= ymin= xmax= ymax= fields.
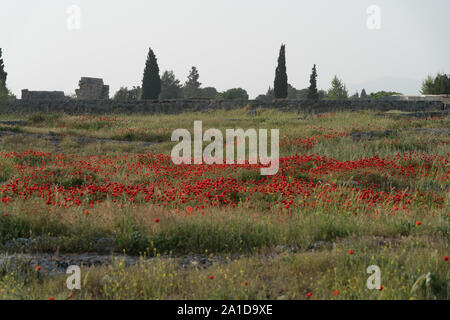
xmin=1 ymin=0 xmax=449 ymax=98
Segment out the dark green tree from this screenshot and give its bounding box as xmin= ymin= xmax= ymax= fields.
xmin=0 ymin=48 xmax=7 ymax=93
xmin=287 ymin=84 xmax=298 ymax=99
xmin=360 ymin=88 xmax=368 ymax=99
xmin=296 ymin=88 xmax=309 ymax=100
xmin=183 ymin=66 xmax=202 ymax=98
xmin=113 ymin=86 xmax=142 ymax=101
xmin=160 ymin=70 xmax=182 ymax=99
xmin=255 ymin=87 xmax=275 ymax=101
xmin=350 ymin=91 xmax=359 ymax=100
xmin=201 ymin=87 xmax=218 ymax=99
xmin=274 ymin=44 xmax=288 ymax=99
xmin=141 ymin=48 xmax=161 ymax=100
xmin=307 ymin=64 xmax=319 ymax=100
xmin=369 ymin=91 xmax=402 ymax=100
xmin=435 ymin=73 xmax=450 ymax=94
xmin=421 ymin=73 xmax=450 ymax=95
xmin=217 ymin=88 xmax=249 ymax=100
xmin=318 ymin=90 xmax=328 ymax=100
xmin=114 ymin=87 xmax=131 ymax=101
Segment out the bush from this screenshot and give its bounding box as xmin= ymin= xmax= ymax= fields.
xmin=27 ymin=112 xmax=61 ymax=125
xmin=217 ymin=88 xmax=249 ymax=100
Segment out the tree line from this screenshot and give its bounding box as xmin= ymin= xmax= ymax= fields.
xmin=116 ymin=48 xmax=250 ymax=101
xmin=0 ymin=47 xmax=448 ymax=102
xmin=132 ymin=45 xmax=407 ymax=101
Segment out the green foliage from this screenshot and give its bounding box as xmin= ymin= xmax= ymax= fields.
xmin=183 ymin=66 xmax=202 ymax=99
xmin=113 ymin=86 xmax=142 ymax=101
xmin=255 ymin=87 xmax=275 ymax=101
xmin=160 ymin=70 xmax=182 ymax=99
xmin=0 ymin=81 xmax=7 ymax=104
xmin=369 ymin=91 xmax=402 ymax=100
xmin=26 ymin=112 xmax=61 ymax=126
xmin=201 ymin=87 xmax=218 ymax=99
xmin=410 ymin=272 xmax=448 ymax=300
xmin=0 ymin=49 xmax=13 ymax=103
xmin=307 ymin=64 xmax=319 ymax=100
xmin=274 ymin=44 xmax=288 ymax=99
xmin=350 ymin=91 xmax=359 ymax=100
xmin=360 ymin=88 xmax=368 ymax=99
xmin=141 ymin=48 xmax=161 ymax=100
xmin=0 ymin=48 xmax=7 ymax=93
xmin=327 ymin=75 xmax=348 ymax=100
xmin=0 ymin=82 xmax=15 ymax=104
xmin=257 ymin=85 xmax=326 ymax=101
xmin=421 ymin=73 xmax=450 ymax=95
xmin=286 ymin=84 xmax=297 ymax=99
xmin=217 ymin=88 xmax=249 ymax=100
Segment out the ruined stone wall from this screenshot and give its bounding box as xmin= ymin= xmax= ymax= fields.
xmin=0 ymin=99 xmax=447 ymax=115
xmin=21 ymin=90 xmax=66 ymax=101
xmin=75 ymin=77 xmax=109 ymax=100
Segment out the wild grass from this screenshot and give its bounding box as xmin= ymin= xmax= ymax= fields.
xmin=0 ymin=108 xmax=448 ymax=300
xmin=0 ymin=237 xmax=447 ymax=300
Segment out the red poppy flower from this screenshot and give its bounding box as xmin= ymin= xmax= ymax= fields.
xmin=154 ymin=218 xmax=160 ymax=223
xmin=348 ymin=250 xmax=354 ymax=255
xmin=209 ymin=275 xmax=214 ymax=280
xmin=416 ymin=221 xmax=422 ymax=226
xmin=36 ymin=266 xmax=41 ymax=271
xmin=243 ymin=281 xmax=248 ymax=286
xmin=48 ymin=297 xmax=54 ymax=300
xmin=333 ymin=290 xmax=340 ymax=296
xmin=307 ymin=292 xmax=312 ymax=299
xmin=444 ymin=256 xmax=449 ymax=262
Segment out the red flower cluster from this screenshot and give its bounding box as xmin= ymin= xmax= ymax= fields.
xmin=0 ymin=148 xmax=446 ymax=215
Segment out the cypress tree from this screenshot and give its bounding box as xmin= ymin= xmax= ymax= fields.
xmin=274 ymin=44 xmax=288 ymax=99
xmin=360 ymin=88 xmax=368 ymax=99
xmin=0 ymin=48 xmax=7 ymax=92
xmin=141 ymin=48 xmax=161 ymax=100
xmin=307 ymin=64 xmax=319 ymax=100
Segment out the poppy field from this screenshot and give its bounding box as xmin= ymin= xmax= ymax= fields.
xmin=0 ymin=108 xmax=448 ymax=300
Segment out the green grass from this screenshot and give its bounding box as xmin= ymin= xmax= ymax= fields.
xmin=0 ymin=108 xmax=448 ymax=300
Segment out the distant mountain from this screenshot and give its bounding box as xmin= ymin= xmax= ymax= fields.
xmin=348 ymin=77 xmax=422 ymax=96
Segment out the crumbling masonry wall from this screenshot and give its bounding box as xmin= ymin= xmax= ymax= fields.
xmin=21 ymin=90 xmax=66 ymax=101
xmin=0 ymin=99 xmax=447 ymax=115
xmin=75 ymin=77 xmax=109 ymax=100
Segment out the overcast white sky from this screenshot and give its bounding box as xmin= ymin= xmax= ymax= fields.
xmin=1 ymin=0 xmax=449 ymax=98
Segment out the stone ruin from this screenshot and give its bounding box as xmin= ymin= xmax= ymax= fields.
xmin=75 ymin=77 xmax=109 ymax=100
xmin=21 ymin=89 xmax=65 ymax=101
xmin=4 ymin=98 xmax=448 ymax=115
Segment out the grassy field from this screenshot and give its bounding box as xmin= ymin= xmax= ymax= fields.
xmin=0 ymin=108 xmax=448 ymax=300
